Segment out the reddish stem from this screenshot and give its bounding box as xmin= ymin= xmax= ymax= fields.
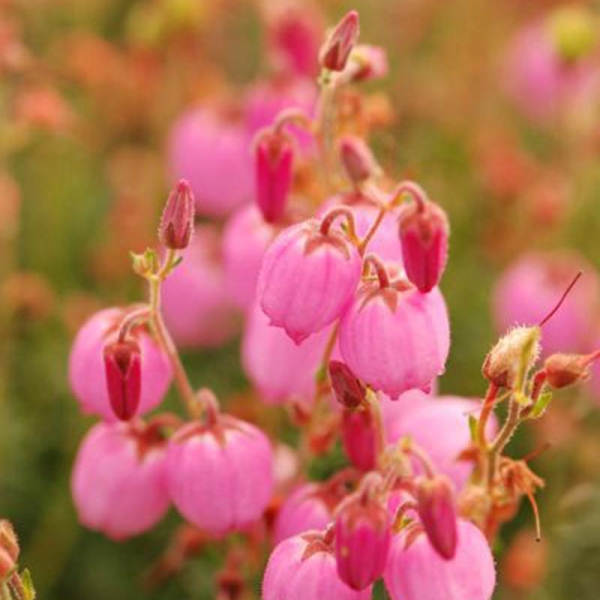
xmin=538 ymin=271 xmax=583 ymax=327
xmin=391 ymin=180 xmax=428 ymax=212
xmin=363 ymin=253 xmax=390 ymax=288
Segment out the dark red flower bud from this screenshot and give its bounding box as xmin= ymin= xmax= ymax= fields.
xmin=328 ymin=360 xmax=366 ymax=409
xmin=416 ymin=475 xmax=458 ymax=560
xmin=341 ymin=408 xmax=376 ymax=471
xmin=104 ymin=339 xmax=142 ymax=420
xmin=319 ymin=10 xmax=360 ymax=72
xmin=255 ymin=130 xmax=294 ymax=223
xmin=544 ymin=351 xmax=600 ymax=389
xmin=159 ymin=179 xmax=195 ymax=250
xmin=399 ymin=199 xmax=449 ymax=293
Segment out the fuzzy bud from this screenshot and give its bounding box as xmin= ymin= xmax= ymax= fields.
xmin=399 ymin=199 xmax=449 ymax=293
xmin=335 ymin=488 xmax=391 ymax=590
xmin=416 ymin=475 xmax=458 ymax=560
xmin=329 ymin=360 xmax=366 ymax=409
xmin=483 ymin=326 xmax=540 ymax=389
xmin=544 ymin=351 xmax=599 ymax=389
xmin=159 ymin=179 xmax=195 ymax=250
xmin=0 ymin=520 xmax=19 ymax=581
xmin=319 ymin=10 xmax=360 ymax=72
xmin=339 ymin=136 xmax=378 ymax=185
xmin=255 ymin=130 xmax=294 ymax=223
xmin=103 ymin=339 xmax=142 ymax=421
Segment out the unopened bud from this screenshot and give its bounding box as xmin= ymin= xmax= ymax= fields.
xmin=416 ymin=475 xmax=458 ymax=560
xmin=339 ymin=136 xmax=379 ymax=185
xmin=255 ymin=130 xmax=294 ymax=223
xmin=341 ymin=408 xmax=376 ymax=471
xmin=104 ymin=339 xmax=142 ymax=420
xmin=544 ymin=351 xmax=600 ymax=389
xmin=398 ymin=198 xmax=449 ymax=293
xmin=0 ymin=520 xmax=19 ymax=581
xmin=483 ymin=326 xmax=540 ymax=389
xmin=159 ymin=180 xmax=195 ymax=250
xmin=335 ymin=488 xmax=390 ymax=590
xmin=328 ymin=360 xmax=366 ymax=409
xmin=319 ymin=10 xmax=360 ymax=72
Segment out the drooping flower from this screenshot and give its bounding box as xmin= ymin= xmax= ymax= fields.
xmin=384 ymin=520 xmax=496 ymax=600
xmin=257 ymin=218 xmax=362 ymax=344
xmin=166 ymin=415 xmax=274 ymax=536
xmin=71 ymin=421 xmax=170 ymax=540
xmin=339 ymin=281 xmax=450 ymax=399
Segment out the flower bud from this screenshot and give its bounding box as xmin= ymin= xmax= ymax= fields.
xmin=158 ymin=179 xmax=195 ymax=250
xmin=257 ymin=218 xmax=362 ymax=344
xmin=544 ymin=351 xmax=599 ymax=389
xmin=335 ymin=490 xmax=391 ymax=590
xmin=416 ymin=475 xmax=458 ymax=560
xmin=329 ymin=360 xmax=366 ymax=409
xmin=398 ymin=199 xmax=449 ymax=293
xmin=104 ymin=339 xmax=142 ymax=421
xmin=339 ymin=136 xmax=378 ymax=186
xmin=255 ymin=130 xmax=294 ymax=223
xmin=341 ymin=409 xmax=376 ymax=471
xmin=319 ymin=10 xmax=360 ymax=72
xmin=483 ymin=326 xmax=540 ymax=389
xmin=0 ymin=520 xmax=19 ymax=581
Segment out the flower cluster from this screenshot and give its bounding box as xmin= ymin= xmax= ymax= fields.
xmin=65 ymin=8 xmax=600 ymax=600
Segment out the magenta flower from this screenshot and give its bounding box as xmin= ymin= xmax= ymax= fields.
xmin=398 ymin=199 xmax=449 ymax=293
xmin=223 ymin=205 xmax=276 ymax=311
xmin=103 ymin=339 xmax=142 ymax=421
xmin=69 ymin=308 xmax=172 ymax=421
xmin=262 ymin=532 xmax=371 ymax=600
xmin=384 ymin=520 xmax=496 ymax=600
xmin=319 ymin=10 xmax=360 ymax=72
xmin=255 ymin=129 xmax=294 ymax=224
xmin=161 ymin=225 xmax=237 ymax=349
xmin=273 ymin=483 xmax=333 ymax=544
xmin=167 ymin=106 xmax=253 ymax=217
xmin=339 ymin=282 xmax=450 ymax=399
xmin=241 ymin=300 xmax=333 ymax=405
xmin=493 ymin=252 xmax=599 ymax=357
xmin=166 ymin=416 xmax=274 ymax=536
xmin=71 ymin=421 xmax=170 ymax=540
xmin=257 ymin=218 xmax=362 ymax=344
xmin=416 ymin=475 xmax=458 ymax=560
xmin=335 ymin=491 xmax=391 ymax=590
xmin=341 ymin=409 xmax=377 ymax=472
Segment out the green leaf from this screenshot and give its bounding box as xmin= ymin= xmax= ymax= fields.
xmin=20 ymin=570 xmax=36 ymax=600
xmin=530 ymin=391 xmax=553 ymax=419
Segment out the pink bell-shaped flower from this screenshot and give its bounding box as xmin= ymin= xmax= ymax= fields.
xmin=161 ymin=225 xmax=238 ymax=349
xmin=167 ymin=106 xmax=253 ymax=217
xmin=385 ymin=396 xmax=498 ymax=489
xmin=255 ymin=128 xmax=294 ymax=224
xmin=339 ymin=277 xmax=450 ymax=399
xmin=71 ymin=421 xmax=170 ymax=540
xmin=257 ymin=217 xmax=362 ymax=344
xmin=493 ymin=251 xmax=599 ymax=357
xmin=223 ymin=205 xmax=277 ymax=311
xmin=241 ymin=300 xmax=332 ymax=405
xmin=384 ymin=520 xmax=496 ymax=600
xmin=274 ymin=483 xmax=333 ymax=544
xmin=263 ymin=531 xmax=372 ymax=600
xmin=334 ymin=483 xmax=391 ymax=590
xmin=166 ymin=414 xmax=274 ymax=536
xmin=69 ymin=308 xmax=172 ymax=421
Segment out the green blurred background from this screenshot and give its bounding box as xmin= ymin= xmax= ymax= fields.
xmin=1 ymin=0 xmax=600 ymax=598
